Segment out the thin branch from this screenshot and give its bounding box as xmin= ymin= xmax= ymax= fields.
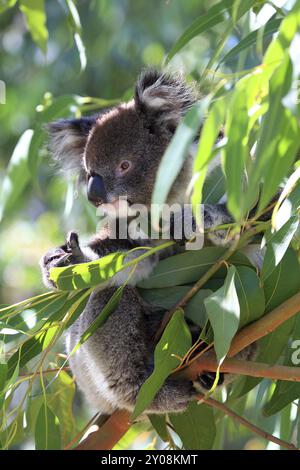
xmin=175 ymin=352 xmax=300 ymax=382
xmin=65 ymin=413 xmax=107 ymax=450
xmin=74 ymin=410 xmax=131 ymax=450
xmin=199 ymin=394 xmax=297 ymax=451
xmin=19 ymin=367 xmax=71 ymax=379
xmin=228 ymin=291 xmax=300 ymax=357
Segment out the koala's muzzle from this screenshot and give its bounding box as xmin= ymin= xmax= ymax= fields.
xmin=87 ymin=173 xmax=107 ymax=206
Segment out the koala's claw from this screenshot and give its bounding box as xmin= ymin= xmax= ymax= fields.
xmin=40 ymin=231 xmax=85 ymax=289
xmin=197 ymin=371 xmax=224 ymax=390
xmin=66 ymin=231 xmax=81 ymax=254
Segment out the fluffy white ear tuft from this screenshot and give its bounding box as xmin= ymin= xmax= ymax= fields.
xmin=46 ymin=116 xmax=96 ymax=175
xmin=135 ymin=69 xmax=197 ymax=133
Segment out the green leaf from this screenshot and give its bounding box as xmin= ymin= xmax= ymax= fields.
xmin=258 ymin=105 xmax=300 ymax=212
xmin=202 ymin=163 xmax=226 ymax=204
xmin=132 ymin=310 xmax=191 ymax=420
xmin=35 ymin=403 xmax=61 ymax=450
xmin=223 ymin=89 xmax=250 ymax=221
xmin=204 ymin=266 xmax=240 ymax=363
xmin=170 ymin=402 xmax=216 ymax=450
xmin=49 ymin=370 xmax=76 ymax=446
xmin=138 ymin=247 xmax=252 ymax=289
xmin=50 ymin=252 xmax=125 ymax=290
xmin=0 ymin=0 xmax=17 ymax=14
xmin=272 ymin=167 xmax=300 ymax=229
xmin=65 ymin=0 xmax=86 ymax=71
xmin=0 ymin=129 xmax=33 ymax=222
xmin=6 ymin=291 xmax=88 ymax=379
xmin=73 ymin=285 xmax=123 ymax=351
xmin=234 ymin=266 xmax=265 ymax=328
xmin=223 ymin=70 xmax=269 ymax=220
xmin=19 ymin=0 xmax=48 ymax=53
xmin=231 ymin=249 xmax=300 ymax=398
xmin=220 ymin=18 xmax=282 ymax=65
xmin=192 ymin=96 xmax=228 ymax=211
xmin=0 ymin=363 xmax=8 ymax=393
xmin=166 ymin=0 xmax=255 ymax=62
xmin=151 ymin=99 xmax=210 ymax=227
xmin=139 ymin=286 xmax=212 ymax=329
xmin=243 ymin=3 xmax=300 ymax=213
xmin=148 ymin=414 xmax=169 ymax=442
xmin=50 ymin=242 xmax=175 ymax=291
xmin=261 ymin=216 xmax=299 ymax=281
xmin=263 ymin=315 xmax=300 ymax=416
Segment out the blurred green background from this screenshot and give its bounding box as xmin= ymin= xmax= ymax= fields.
xmin=0 ymin=0 xmax=289 ymax=450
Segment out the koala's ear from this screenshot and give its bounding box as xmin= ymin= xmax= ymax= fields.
xmin=46 ymin=116 xmax=96 ymax=175
xmin=134 ymin=69 xmax=197 ymax=134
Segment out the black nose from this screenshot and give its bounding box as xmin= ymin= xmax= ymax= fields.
xmin=87 ymin=174 xmax=107 ymax=206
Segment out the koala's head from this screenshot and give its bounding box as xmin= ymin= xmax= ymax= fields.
xmin=48 ymin=69 xmax=197 ymax=211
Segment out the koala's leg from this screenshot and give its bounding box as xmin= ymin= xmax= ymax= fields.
xmin=68 ymin=286 xmax=198 ymax=414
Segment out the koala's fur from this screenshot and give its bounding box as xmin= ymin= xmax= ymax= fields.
xmin=41 ymin=69 xmax=254 ymax=415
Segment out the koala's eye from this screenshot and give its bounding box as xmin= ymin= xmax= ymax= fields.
xmin=116 ymin=160 xmax=132 ymax=176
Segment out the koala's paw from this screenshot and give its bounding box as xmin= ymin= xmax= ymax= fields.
xmin=196 ymin=371 xmax=224 ymax=391
xmin=40 ymin=231 xmax=84 ymax=289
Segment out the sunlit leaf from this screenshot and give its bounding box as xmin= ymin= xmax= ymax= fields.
xmin=0 ymin=0 xmax=17 ymax=14
xmin=166 ymin=0 xmax=255 ymax=62
xmin=65 ymin=0 xmax=86 ymax=71
xmin=151 ymin=99 xmax=210 ymax=227
xmin=261 ymin=216 xmax=299 ymax=281
xmin=220 ymin=18 xmax=282 ymax=65
xmin=19 ymin=0 xmax=48 ymax=53
xmin=0 ymin=129 xmax=33 ymax=222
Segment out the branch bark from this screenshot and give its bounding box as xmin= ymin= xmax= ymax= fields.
xmin=227 ymin=291 xmax=300 ymax=357
xmin=74 ymin=410 xmax=131 ymax=450
xmin=175 ymin=352 xmax=300 ymax=382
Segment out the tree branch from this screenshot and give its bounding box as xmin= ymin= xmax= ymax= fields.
xmin=74 ymin=410 xmax=131 ymax=450
xmin=175 ymin=352 xmax=300 ymax=382
xmin=198 ymin=394 xmax=297 ymax=450
xmin=227 ymin=291 xmax=300 ymax=357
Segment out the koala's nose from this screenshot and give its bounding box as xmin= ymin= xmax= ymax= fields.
xmin=87 ymin=173 xmax=107 ymax=206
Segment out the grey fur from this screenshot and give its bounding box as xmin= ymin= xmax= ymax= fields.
xmin=40 ymin=69 xmax=253 ymax=415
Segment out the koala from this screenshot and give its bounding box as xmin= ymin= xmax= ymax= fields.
xmin=40 ymin=69 xmax=254 ymax=415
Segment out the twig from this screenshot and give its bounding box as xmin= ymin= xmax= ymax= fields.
xmin=199 ymin=394 xmax=297 ymax=450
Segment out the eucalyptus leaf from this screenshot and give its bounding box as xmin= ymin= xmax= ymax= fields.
xmin=132 ymin=310 xmax=191 ymax=420
xmin=170 ymin=402 xmax=216 ymax=450
xmin=19 ymin=0 xmax=48 ymax=53
xmin=204 ymin=266 xmax=240 ymax=363
xmin=261 ymin=216 xmax=299 ymax=281
xmin=138 ymin=247 xmax=252 ymax=289
xmin=35 ymin=403 xmax=61 ymax=450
